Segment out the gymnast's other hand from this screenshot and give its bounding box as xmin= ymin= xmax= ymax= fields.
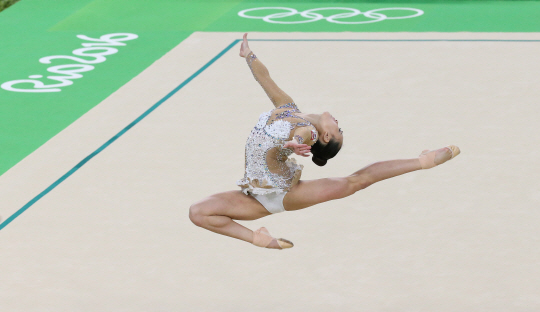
xmin=239 ymin=33 xmax=252 ymax=58
xmin=283 ymin=140 xmax=311 ymax=157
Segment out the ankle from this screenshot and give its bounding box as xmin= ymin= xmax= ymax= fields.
xmin=418 ymin=151 xmax=436 ymax=169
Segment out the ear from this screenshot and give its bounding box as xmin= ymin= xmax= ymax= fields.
xmin=322 ymin=131 xmax=331 ymax=143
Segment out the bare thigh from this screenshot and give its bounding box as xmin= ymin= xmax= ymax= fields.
xmin=283 ymin=177 xmax=356 ymax=211
xmin=193 ymin=190 xmax=272 ymax=220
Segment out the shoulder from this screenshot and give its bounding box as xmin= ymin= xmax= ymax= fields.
xmin=275 ymin=102 xmax=300 ymax=112
xmin=293 ymin=126 xmax=318 ymax=146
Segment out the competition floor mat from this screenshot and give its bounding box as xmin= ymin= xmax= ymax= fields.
xmin=2 ymin=31 xmax=540 ymax=311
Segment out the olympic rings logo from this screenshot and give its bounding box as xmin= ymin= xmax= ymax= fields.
xmin=238 ymin=7 xmax=424 ymax=24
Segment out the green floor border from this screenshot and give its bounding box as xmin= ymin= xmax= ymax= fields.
xmin=0 ymin=39 xmax=240 ymax=231
xmin=1 ymin=37 xmax=540 ymax=231
xmin=252 ymin=39 xmax=540 ymax=42
xmin=3 ymin=0 xmax=540 ymax=177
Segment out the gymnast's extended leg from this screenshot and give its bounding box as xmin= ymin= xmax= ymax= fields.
xmin=284 ymin=146 xmax=458 ymax=211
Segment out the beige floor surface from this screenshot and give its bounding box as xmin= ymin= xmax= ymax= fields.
xmin=1 ymin=32 xmax=540 ymax=311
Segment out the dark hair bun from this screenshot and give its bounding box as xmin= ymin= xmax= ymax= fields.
xmin=312 ymin=156 xmax=327 ymax=167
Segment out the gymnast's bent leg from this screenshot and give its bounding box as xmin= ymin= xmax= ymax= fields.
xmin=189 ymin=191 xmax=287 ymax=249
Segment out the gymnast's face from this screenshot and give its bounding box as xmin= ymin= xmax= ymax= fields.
xmin=320 ymin=111 xmax=344 ymax=145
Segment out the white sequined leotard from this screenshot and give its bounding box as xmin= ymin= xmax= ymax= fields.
xmin=237 ymin=103 xmax=315 ymax=195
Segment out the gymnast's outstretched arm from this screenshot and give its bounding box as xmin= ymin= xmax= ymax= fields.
xmin=239 ymin=33 xmax=294 ymax=108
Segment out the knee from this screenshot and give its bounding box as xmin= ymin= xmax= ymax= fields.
xmin=356 ymin=179 xmax=373 ymax=191
xmin=189 ymin=204 xmax=205 ymax=227
xmin=347 ymin=175 xmax=372 ymax=193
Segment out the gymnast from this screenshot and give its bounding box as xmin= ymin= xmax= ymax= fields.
xmin=189 ymin=33 xmax=460 ymax=250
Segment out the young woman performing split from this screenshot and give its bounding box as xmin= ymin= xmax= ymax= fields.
xmin=189 ymin=33 xmax=460 ymax=250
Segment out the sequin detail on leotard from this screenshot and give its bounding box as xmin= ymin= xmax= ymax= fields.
xmin=237 ymin=103 xmax=312 ymax=195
